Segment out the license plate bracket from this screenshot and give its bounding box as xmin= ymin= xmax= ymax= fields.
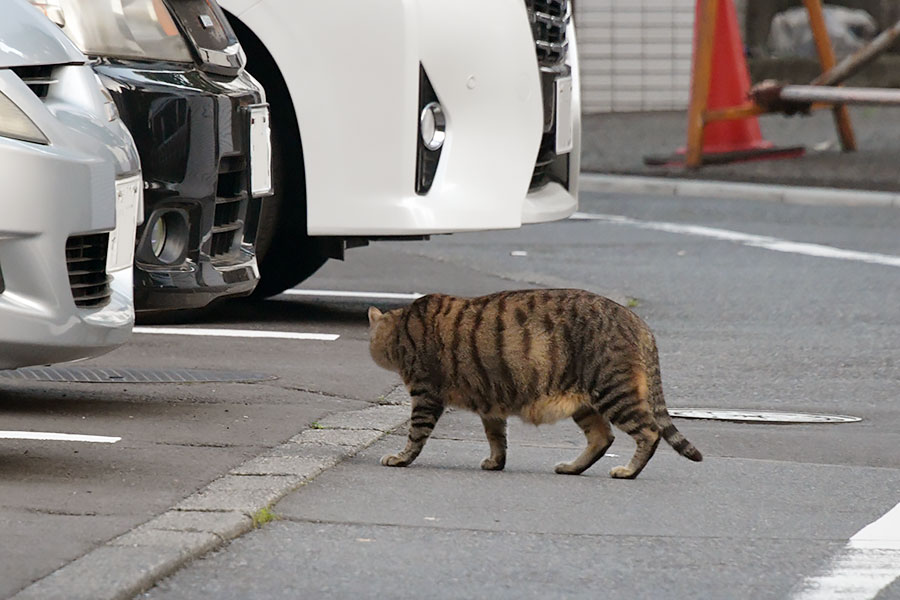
xmin=554 ymin=76 xmax=574 ymax=154
xmin=107 ymin=174 xmax=143 ymax=272
xmin=248 ymin=104 xmax=273 ymax=197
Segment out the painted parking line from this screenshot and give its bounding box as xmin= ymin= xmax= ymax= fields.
xmin=281 ymin=289 xmax=424 ymax=300
xmin=571 ymin=212 xmax=900 ymax=268
xmin=792 ymin=500 xmax=900 ymax=599
xmin=0 ymin=431 xmax=121 ymax=443
xmin=133 ymin=327 xmax=339 ymax=341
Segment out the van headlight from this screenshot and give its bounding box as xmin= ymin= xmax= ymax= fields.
xmin=0 ymin=91 xmax=49 ymax=145
xmin=28 ymin=0 xmax=193 ymax=62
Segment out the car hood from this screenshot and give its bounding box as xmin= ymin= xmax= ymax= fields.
xmin=0 ymin=0 xmax=84 ymax=68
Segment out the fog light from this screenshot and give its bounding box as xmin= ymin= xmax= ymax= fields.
xmin=419 ymin=102 xmax=445 ymax=151
xmin=141 ymin=209 xmax=188 ymax=265
xmin=150 ymin=218 xmax=166 ymax=257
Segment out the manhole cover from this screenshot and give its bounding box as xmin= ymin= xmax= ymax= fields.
xmin=0 ymin=367 xmax=276 ymax=384
xmin=670 ymin=408 xmax=861 ymax=424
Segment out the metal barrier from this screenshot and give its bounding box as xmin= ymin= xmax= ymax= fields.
xmin=683 ymin=0 xmax=900 ymax=168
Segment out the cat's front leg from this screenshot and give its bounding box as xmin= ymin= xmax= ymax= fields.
xmin=479 ymin=416 xmax=507 ymax=470
xmin=381 ymin=393 xmax=445 ymax=467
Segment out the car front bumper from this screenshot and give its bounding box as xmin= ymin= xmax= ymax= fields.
xmin=234 ymin=0 xmax=579 ymax=237
xmin=95 ymin=61 xmax=265 ymax=313
xmin=0 ymin=68 xmax=138 ymax=368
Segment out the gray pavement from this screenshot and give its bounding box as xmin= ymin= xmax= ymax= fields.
xmin=581 ymin=107 xmax=900 ymax=191
xmin=2 ymin=249 xmax=521 ymax=599
xmin=128 ymin=188 xmax=899 ymax=599
xmin=141 ymin=413 xmax=899 ymax=600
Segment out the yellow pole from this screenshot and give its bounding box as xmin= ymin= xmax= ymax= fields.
xmin=685 ymin=0 xmax=720 ymax=168
xmin=803 ymin=0 xmax=857 ymax=151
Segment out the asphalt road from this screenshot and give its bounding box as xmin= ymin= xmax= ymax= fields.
xmin=3 ymin=187 xmax=899 ymax=599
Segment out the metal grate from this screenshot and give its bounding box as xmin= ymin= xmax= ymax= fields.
xmin=0 ymin=366 xmax=276 ymax=383
xmin=669 ymin=408 xmax=861 ymax=424
xmin=65 ymin=234 xmax=112 ymax=308
xmin=11 ymin=65 xmax=56 ymax=99
xmin=211 ymin=155 xmax=247 ymax=260
xmin=528 ymin=0 xmax=570 ymax=67
xmin=526 ymin=0 xmax=571 ymax=191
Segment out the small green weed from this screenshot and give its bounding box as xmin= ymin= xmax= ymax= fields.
xmin=626 ymin=297 xmax=640 ymax=308
xmin=252 ymin=506 xmax=278 ymax=528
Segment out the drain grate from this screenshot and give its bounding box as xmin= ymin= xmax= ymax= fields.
xmin=670 ymin=408 xmax=861 ymax=424
xmin=0 ymin=366 xmax=276 ymax=384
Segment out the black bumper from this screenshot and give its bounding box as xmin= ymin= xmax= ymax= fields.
xmin=95 ymin=59 xmax=264 ymax=313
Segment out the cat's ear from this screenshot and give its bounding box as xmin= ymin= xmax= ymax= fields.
xmin=368 ymin=306 xmax=384 ymax=325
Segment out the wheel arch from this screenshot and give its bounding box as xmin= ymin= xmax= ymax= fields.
xmin=223 ymin=9 xmax=307 ymax=227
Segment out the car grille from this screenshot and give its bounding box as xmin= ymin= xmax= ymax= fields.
xmin=527 ymin=0 xmax=569 ymax=68
xmin=66 ymin=234 xmax=112 ymax=309
xmin=526 ymin=0 xmax=571 ymax=192
xmin=211 ymin=155 xmax=248 ymax=261
xmin=11 ymin=65 xmax=56 ymax=100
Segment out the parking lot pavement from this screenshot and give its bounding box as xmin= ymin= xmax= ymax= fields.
xmin=141 ymin=411 xmax=900 ymax=600
xmin=0 ymin=248 xmax=541 ymax=600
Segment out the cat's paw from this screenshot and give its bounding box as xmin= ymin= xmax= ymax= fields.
xmin=480 ymin=457 xmax=505 ymax=471
xmin=609 ymin=465 xmax=637 ymax=479
xmin=381 ymin=454 xmax=411 ymax=467
xmin=554 ymin=462 xmax=584 ymax=475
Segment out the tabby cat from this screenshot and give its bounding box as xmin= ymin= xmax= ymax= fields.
xmin=368 ymin=289 xmax=702 ymax=479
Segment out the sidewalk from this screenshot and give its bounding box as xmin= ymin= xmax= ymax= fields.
xmin=581 ymin=106 xmax=900 ymax=192
xmin=127 ymin=409 xmax=889 ymax=600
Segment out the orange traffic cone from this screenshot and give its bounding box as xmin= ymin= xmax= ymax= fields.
xmin=646 ymin=0 xmax=804 ymax=166
xmin=699 ymin=0 xmax=772 ymax=155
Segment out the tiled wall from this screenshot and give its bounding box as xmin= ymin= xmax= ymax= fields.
xmin=575 ymin=0 xmax=696 ymax=113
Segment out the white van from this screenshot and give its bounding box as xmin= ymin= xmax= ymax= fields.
xmin=218 ymin=0 xmax=582 ymax=296
xmin=0 ymin=0 xmax=142 ymax=369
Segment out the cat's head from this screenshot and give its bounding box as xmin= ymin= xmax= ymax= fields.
xmin=368 ymin=306 xmax=401 ymax=372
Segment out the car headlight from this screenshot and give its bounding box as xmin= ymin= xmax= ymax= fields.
xmin=29 ymin=0 xmax=193 ymax=62
xmin=0 ymin=91 xmax=49 ymax=145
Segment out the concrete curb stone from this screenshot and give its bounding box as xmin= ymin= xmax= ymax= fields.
xmin=580 ymin=173 xmax=900 ymax=209
xmin=11 ymin=388 xmax=412 ymax=600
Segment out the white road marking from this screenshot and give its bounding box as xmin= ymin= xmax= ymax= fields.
xmin=793 ymin=501 xmax=900 ymax=599
xmin=0 ymin=431 xmax=121 ymax=443
xmin=281 ymin=289 xmax=423 ymax=300
xmin=133 ymin=327 xmax=339 ymax=341
xmin=571 ymin=212 xmax=900 ymax=268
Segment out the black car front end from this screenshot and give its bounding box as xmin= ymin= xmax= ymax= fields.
xmin=99 ymin=61 xmax=265 ymax=312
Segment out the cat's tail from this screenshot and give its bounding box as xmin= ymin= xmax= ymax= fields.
xmin=646 ymin=347 xmax=703 ymax=463
xmin=656 ymin=411 xmax=703 ymax=462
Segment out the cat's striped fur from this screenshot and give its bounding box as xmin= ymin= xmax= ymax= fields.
xmin=368 ymin=289 xmax=701 ymax=479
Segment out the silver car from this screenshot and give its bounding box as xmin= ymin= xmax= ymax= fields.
xmin=0 ymin=0 xmax=142 ymax=369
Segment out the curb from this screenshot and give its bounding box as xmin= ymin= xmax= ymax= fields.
xmin=11 ymin=388 xmax=412 ymax=600
xmin=579 ymin=173 xmax=900 ymax=209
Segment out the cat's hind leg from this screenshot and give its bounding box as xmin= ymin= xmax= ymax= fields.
xmin=480 ymin=416 xmax=507 ymax=471
xmin=604 ymin=398 xmax=660 ymax=479
xmin=381 ymin=394 xmax=444 ymax=467
xmin=594 ymin=369 xmax=660 ymax=479
xmin=555 ymin=407 xmax=614 ymax=475
xmin=608 ymin=424 xmax=659 ymax=479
